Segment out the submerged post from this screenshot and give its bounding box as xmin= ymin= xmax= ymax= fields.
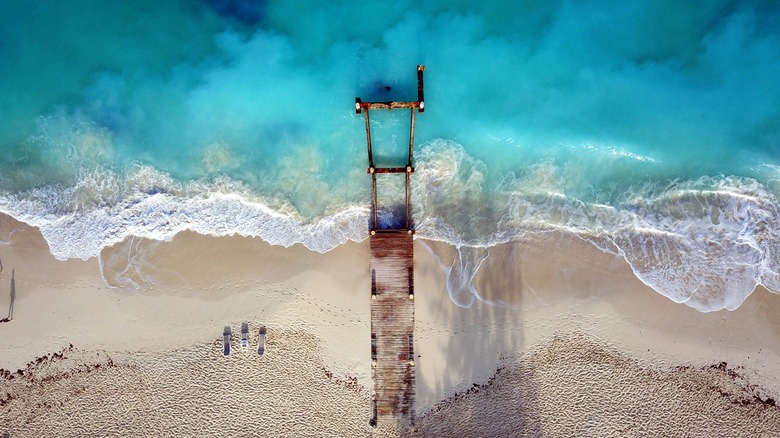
xmin=358 ymin=98 xmax=375 ymax=170
xmin=417 ymin=65 xmax=425 ymax=112
xmin=372 ymin=172 xmax=379 ymax=231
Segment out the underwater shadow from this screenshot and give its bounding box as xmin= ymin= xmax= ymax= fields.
xmin=370 ymin=204 xmax=414 ymax=231
xmin=205 ymin=0 xmax=265 ymax=26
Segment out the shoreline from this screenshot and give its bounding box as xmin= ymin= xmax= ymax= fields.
xmin=2 ymin=213 xmax=780 ymax=434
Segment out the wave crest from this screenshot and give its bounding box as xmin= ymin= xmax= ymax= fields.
xmin=0 ymin=164 xmax=369 ymax=261
xmin=410 ymin=140 xmax=780 ymax=312
xmin=1 ymin=138 xmax=778 ymax=312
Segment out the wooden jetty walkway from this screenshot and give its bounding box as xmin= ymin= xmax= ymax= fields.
xmin=357 ymin=65 xmax=425 ymax=428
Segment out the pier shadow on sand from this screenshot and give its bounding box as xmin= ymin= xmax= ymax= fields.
xmin=409 ymin=239 xmax=543 ymax=436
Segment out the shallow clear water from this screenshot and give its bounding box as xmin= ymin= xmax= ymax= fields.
xmin=1 ymin=1 xmax=779 ymax=311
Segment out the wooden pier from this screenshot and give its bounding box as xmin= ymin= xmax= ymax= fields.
xmin=370 ymin=231 xmax=415 ymax=426
xmin=358 ymin=65 xmax=425 ymax=428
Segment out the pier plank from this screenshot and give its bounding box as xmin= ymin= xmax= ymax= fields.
xmin=370 ymin=231 xmax=415 ymax=425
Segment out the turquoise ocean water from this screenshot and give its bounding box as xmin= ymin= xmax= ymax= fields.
xmin=1 ymin=1 xmax=779 ymax=311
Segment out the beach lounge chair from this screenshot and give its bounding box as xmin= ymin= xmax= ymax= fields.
xmin=241 ymin=322 xmax=250 ymax=352
xmin=258 ymin=325 xmax=267 ymax=356
xmin=223 ymin=326 xmax=231 ymax=356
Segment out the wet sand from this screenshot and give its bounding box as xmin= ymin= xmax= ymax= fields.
xmin=1 ymin=213 xmax=779 ymax=436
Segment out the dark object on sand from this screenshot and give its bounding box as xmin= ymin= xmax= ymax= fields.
xmin=223 ymin=326 xmax=231 ymax=356
xmin=258 ymin=325 xmax=267 ymax=356
xmin=240 ymin=322 xmax=250 ymax=352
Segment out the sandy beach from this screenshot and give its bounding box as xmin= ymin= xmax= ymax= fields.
xmin=4 ymin=1 xmax=780 ymax=436
xmin=2 ymin=212 xmax=780 ymax=436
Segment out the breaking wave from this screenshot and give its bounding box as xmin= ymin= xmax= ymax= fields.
xmin=0 ymin=164 xmax=369 ymax=259
xmin=1 ymin=139 xmax=778 ymax=312
xmin=411 ymin=140 xmax=780 ymax=312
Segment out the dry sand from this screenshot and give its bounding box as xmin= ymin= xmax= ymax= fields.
xmin=1 ymin=213 xmax=780 ymax=436
xmin=412 ymin=332 xmax=780 ymax=437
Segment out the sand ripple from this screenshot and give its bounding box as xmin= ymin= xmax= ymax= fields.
xmin=1 ymin=328 xmax=370 ymax=437
xmin=412 ymin=332 xmax=780 ymax=437
xmin=3 ymin=331 xmax=779 ymax=437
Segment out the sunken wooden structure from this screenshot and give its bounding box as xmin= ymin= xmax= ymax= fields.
xmin=357 ymin=65 xmax=425 ymax=428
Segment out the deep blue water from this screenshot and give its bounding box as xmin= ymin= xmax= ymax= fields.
xmin=1 ymin=1 xmax=779 ymax=311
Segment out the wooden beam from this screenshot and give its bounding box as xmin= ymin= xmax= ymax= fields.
xmin=358 ymin=101 xmax=422 ymax=110
xmin=363 ymin=108 xmax=374 ymax=169
xmin=408 ymin=108 xmax=416 ymax=168
xmin=369 ymin=167 xmax=414 ymax=174
xmin=417 ymin=65 xmax=425 ymax=112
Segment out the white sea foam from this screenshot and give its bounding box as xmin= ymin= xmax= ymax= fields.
xmin=0 ymin=164 xmax=370 ymax=261
xmin=410 ymin=140 xmax=780 ymax=312
xmin=1 ymin=139 xmax=779 ymax=312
